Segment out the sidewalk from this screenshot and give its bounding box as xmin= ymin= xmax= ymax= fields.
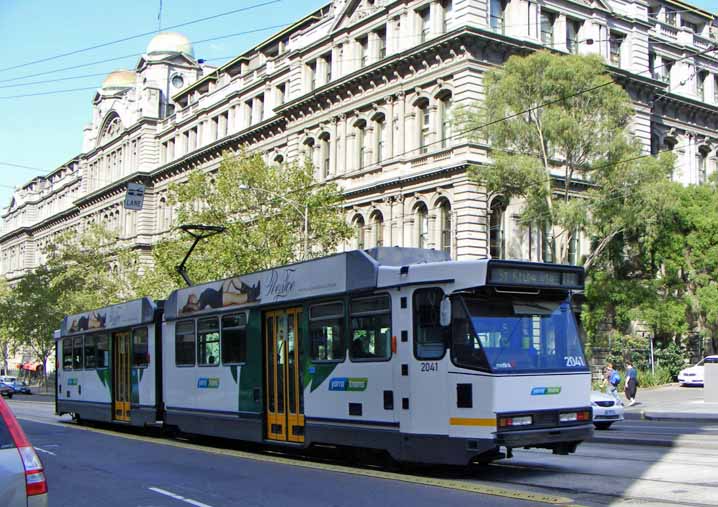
xmin=622 ymin=383 xmax=718 ymax=422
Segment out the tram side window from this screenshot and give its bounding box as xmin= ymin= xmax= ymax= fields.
xmin=175 ymin=320 xmax=196 ymax=366
xmin=72 ymin=336 xmax=84 ymax=370
xmin=62 ymin=339 xmax=73 ymax=370
xmin=84 ymin=335 xmax=97 ymax=369
xmin=310 ymin=301 xmax=345 ymax=361
xmin=96 ymin=334 xmax=109 ymax=368
xmin=222 ymin=313 xmax=247 ymax=364
xmin=413 ymin=288 xmax=450 ymax=359
xmin=350 ymin=295 xmax=391 ymax=361
xmin=133 ymin=327 xmax=149 ymax=368
xmin=198 ymin=317 xmax=220 ymax=366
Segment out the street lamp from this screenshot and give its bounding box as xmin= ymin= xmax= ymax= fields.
xmin=238 ymin=184 xmax=309 ymax=259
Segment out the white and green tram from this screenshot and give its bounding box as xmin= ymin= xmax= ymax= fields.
xmin=57 ymin=247 xmax=592 ymax=465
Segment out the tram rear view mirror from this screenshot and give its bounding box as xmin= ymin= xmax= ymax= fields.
xmin=440 ymin=297 xmax=452 ymax=327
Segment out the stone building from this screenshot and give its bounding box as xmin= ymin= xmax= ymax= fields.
xmin=2 ymin=0 xmax=717 ymax=283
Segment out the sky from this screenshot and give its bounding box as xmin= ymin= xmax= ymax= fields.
xmin=0 ymin=0 xmax=327 ymax=208
xmin=0 ymin=0 xmax=716 ymax=209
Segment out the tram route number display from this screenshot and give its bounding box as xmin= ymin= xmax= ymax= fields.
xmin=420 ymin=362 xmax=439 ymax=372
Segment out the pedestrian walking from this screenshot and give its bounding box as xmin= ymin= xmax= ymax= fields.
xmin=603 ymin=362 xmax=621 ymax=403
xmin=625 ymin=360 xmax=638 ymax=406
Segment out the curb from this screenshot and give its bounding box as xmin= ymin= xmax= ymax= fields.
xmin=589 ymin=435 xmax=711 ymax=449
xmin=641 ymin=410 xmax=718 ymax=423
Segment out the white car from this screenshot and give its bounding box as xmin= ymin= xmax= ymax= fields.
xmin=591 ymin=390 xmax=624 ymax=430
xmin=678 ymin=355 xmax=718 ymax=387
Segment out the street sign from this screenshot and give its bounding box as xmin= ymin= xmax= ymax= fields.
xmin=124 ymin=183 xmax=145 ymax=210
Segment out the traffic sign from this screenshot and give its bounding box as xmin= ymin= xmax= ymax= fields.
xmin=124 ymin=183 xmax=145 ymax=210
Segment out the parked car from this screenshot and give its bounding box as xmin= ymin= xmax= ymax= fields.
xmin=1 ymin=381 xmax=31 ymax=395
xmin=591 ymin=390 xmax=624 ymax=430
xmin=0 ymin=396 xmax=48 ymax=506
xmin=0 ymin=383 xmax=12 ymax=399
xmin=0 ymin=376 xmax=18 ymax=384
xmin=678 ymin=355 xmax=718 ymax=387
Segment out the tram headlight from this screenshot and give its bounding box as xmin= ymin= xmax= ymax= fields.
xmin=498 ymin=415 xmax=533 ymax=428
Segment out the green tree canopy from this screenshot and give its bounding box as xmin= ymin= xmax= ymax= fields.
xmin=459 ymin=50 xmax=673 ymax=265
xmin=1 ymin=224 xmax=140 ymax=378
xmin=139 ymin=151 xmax=351 ymax=299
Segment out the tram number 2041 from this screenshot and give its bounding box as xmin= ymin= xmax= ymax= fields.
xmin=420 ymin=362 xmax=439 ymax=372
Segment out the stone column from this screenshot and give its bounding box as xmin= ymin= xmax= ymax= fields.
xmin=386 ymin=96 xmax=395 ymax=159
xmin=397 ymin=91 xmax=406 ymax=156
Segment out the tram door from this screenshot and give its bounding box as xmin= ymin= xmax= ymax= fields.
xmin=264 ymin=308 xmax=304 ymax=443
xmin=112 ymin=331 xmax=131 ymax=422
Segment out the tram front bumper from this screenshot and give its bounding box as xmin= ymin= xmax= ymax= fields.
xmin=495 ymin=423 xmax=593 ymax=450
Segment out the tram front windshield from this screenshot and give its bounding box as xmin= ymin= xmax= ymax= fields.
xmin=453 ymin=296 xmax=587 ymax=373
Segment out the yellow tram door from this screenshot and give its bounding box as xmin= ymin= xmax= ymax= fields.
xmin=112 ymin=331 xmax=131 ymax=422
xmin=264 ymin=308 xmax=304 ymax=443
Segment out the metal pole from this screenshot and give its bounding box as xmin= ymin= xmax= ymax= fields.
xmin=304 ymin=203 xmax=309 ymax=259
xmin=650 ymin=335 xmax=655 ymax=375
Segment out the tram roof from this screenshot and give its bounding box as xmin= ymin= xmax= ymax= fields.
xmin=59 ymin=297 xmax=158 ymax=339
xmin=164 ymin=247 xmax=450 ymax=320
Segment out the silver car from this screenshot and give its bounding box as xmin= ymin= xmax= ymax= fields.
xmin=0 ymin=397 xmax=48 ymax=506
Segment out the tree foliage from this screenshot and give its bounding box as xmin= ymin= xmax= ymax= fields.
xmin=140 ymin=151 xmax=351 ymax=298
xmin=586 ymin=177 xmax=718 ymax=352
xmin=459 ymin=51 xmax=672 ymax=264
xmin=1 ymin=225 xmax=140 ymax=378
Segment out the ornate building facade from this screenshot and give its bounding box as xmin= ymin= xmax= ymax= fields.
xmin=2 ymin=0 xmax=717 ymax=282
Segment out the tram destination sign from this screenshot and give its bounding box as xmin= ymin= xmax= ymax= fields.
xmin=488 ymin=264 xmax=583 ymax=289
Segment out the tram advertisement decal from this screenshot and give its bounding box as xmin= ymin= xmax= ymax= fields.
xmin=328 ymin=377 xmax=368 ymax=392
xmin=63 ymin=298 xmax=153 ymax=335
xmin=171 ymin=254 xmax=350 ymax=318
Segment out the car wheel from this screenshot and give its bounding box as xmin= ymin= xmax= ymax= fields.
xmin=7 ymin=393 xmax=12 ymax=399
xmin=594 ymin=422 xmax=612 ymax=430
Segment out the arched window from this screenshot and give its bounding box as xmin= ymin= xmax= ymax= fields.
xmin=568 ymin=230 xmax=580 ymax=265
xmin=438 ymin=199 xmax=451 ymax=256
xmin=489 ymin=197 xmax=507 ymax=259
xmin=417 ymin=99 xmax=430 ymax=154
xmin=373 ymin=114 xmax=386 ymax=163
xmin=273 ymin=153 xmax=285 ymax=165
xmin=353 ymin=215 xmax=366 ymax=249
xmin=371 ymin=211 xmax=384 ymax=248
xmin=319 ymin=132 xmax=331 ymax=178
xmin=303 ymin=137 xmax=315 ymax=164
xmin=438 ymin=92 xmax=452 ymax=149
xmin=698 ymin=145 xmax=709 ymax=184
xmin=415 ymin=202 xmax=429 ymax=248
xmin=355 ymin=120 xmax=367 ymax=169
xmin=542 ymin=223 xmax=554 ymax=263
xmin=159 ymin=197 xmax=169 ymax=230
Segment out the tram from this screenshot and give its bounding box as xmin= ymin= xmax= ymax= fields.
xmin=56 ymin=247 xmax=592 ymax=465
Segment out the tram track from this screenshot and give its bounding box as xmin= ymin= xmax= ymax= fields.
xmin=15 ymin=400 xmax=718 ymax=507
xmin=14 ymin=411 xmax=584 ymax=506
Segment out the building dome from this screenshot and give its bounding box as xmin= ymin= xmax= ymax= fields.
xmin=146 ymin=32 xmax=194 ymax=59
xmin=101 ymin=70 xmax=136 ymax=89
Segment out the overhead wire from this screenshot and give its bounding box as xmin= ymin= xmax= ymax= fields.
xmin=0 ymin=23 xmax=292 ymax=86
xmin=2 ymin=24 xmax=714 ymax=204
xmin=0 ymin=0 xmax=283 ymax=74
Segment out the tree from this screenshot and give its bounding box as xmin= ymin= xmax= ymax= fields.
xmin=3 ymin=266 xmax=62 ymax=385
xmin=1 ymin=225 xmax=140 ymax=384
xmin=0 ymin=279 xmax=12 ymax=375
xmin=45 ymin=223 xmax=141 ymax=313
xmin=140 ymin=151 xmax=351 ymax=297
xmin=459 ymin=50 xmax=667 ymax=264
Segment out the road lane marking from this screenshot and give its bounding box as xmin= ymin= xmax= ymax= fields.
xmin=18 ymin=416 xmax=580 ymax=505
xmin=149 ymin=487 xmax=214 ymax=507
xmin=34 ymin=447 xmax=56 ymax=456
